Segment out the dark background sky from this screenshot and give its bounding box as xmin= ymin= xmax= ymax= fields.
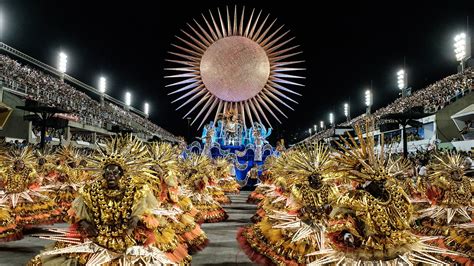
xmin=1 ymin=0 xmax=472 ymax=144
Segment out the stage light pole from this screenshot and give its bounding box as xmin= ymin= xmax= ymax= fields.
xmin=344 ymin=103 xmax=350 ymax=122
xmin=58 ymin=52 xmax=67 ymax=81
xmin=0 ymin=9 xmax=4 ymax=41
xmin=454 ymin=32 xmax=471 ymax=73
xmin=397 ymin=69 xmax=408 ymax=97
xmin=329 ymin=112 xmax=334 ymax=128
xmin=144 ymin=102 xmax=150 ymax=118
xmin=98 ymin=76 xmax=106 ymax=106
xmin=125 ymin=91 xmax=131 ymax=111
xmin=365 ymin=89 xmax=372 ymax=115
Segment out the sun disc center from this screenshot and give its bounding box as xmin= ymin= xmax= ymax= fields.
xmin=200 ymin=36 xmax=270 ymax=102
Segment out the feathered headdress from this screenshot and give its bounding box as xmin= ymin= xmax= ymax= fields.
xmin=429 ymin=152 xmax=466 ymax=179
xmin=148 ymin=141 xmax=180 ymax=188
xmin=334 ymin=120 xmax=399 ymax=182
xmin=274 ymin=142 xmax=332 ymax=187
xmin=179 ymin=153 xmax=211 ymax=186
xmin=88 ymin=134 xmax=155 ymax=181
xmin=0 ymin=145 xmax=36 ymax=168
xmin=148 ymin=142 xmax=179 ymax=171
xmin=57 ymin=145 xmax=84 ymax=166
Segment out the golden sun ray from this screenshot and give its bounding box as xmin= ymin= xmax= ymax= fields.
xmin=165 ymin=6 xmax=305 ymax=129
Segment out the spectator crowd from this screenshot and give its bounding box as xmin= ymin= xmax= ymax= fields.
xmin=305 ymin=67 xmax=474 ymax=143
xmin=0 ymin=55 xmax=177 ymax=142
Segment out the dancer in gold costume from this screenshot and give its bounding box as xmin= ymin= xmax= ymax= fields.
xmin=0 ymin=146 xmax=60 ymax=231
xmin=30 ymin=136 xmax=190 ymax=265
xmin=238 ymin=143 xmax=337 ymax=265
xmin=178 ymin=154 xmax=228 ymax=223
xmin=148 ymin=141 xmax=208 ymax=253
xmin=310 ymin=122 xmax=461 ymax=265
xmin=415 ymin=152 xmax=473 ymax=264
xmin=214 ymin=158 xmax=240 ymax=195
xmin=51 ymin=146 xmax=90 ymax=220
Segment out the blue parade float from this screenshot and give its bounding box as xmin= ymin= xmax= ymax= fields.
xmin=183 ymin=115 xmax=279 ymax=189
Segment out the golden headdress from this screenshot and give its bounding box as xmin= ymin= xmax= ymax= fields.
xmin=34 ymin=146 xmax=55 ymax=162
xmin=334 ymin=121 xmax=399 ymax=182
xmin=149 ymin=142 xmax=179 ymax=170
xmin=57 ymin=145 xmax=85 ymax=166
xmin=179 ymin=153 xmax=211 ymax=186
xmin=429 ymin=152 xmax=466 ymax=179
xmin=275 ymin=142 xmax=332 ymax=186
xmin=0 ymin=145 xmax=36 ymax=168
xmin=88 ymin=134 xmax=155 ymax=181
xmin=212 ymin=157 xmax=231 ymax=173
xmin=148 ymin=141 xmax=180 ymax=188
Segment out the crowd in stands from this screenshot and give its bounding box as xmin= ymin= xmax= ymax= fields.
xmin=0 ymin=55 xmax=177 ymax=142
xmin=305 ymin=68 xmax=474 ymax=143
xmin=32 ymin=126 xmax=64 ymax=141
xmin=71 ymin=132 xmax=95 ymax=143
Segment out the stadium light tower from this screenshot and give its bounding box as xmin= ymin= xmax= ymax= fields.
xmin=125 ymin=91 xmax=131 ymax=110
xmin=313 ymin=124 xmax=317 ymax=133
xmin=144 ymin=102 xmax=150 ymax=118
xmin=0 ymin=9 xmax=4 ymax=41
xmin=308 ymin=128 xmax=312 ymax=136
xmin=58 ymin=52 xmax=67 ymax=81
xmin=329 ymin=112 xmax=334 ymax=127
xmin=99 ymin=77 xmax=106 ymax=93
xmin=397 ymin=69 xmax=408 ymax=97
xmin=365 ymin=89 xmax=372 ymax=115
xmin=343 ymin=103 xmax=350 ymax=122
xmin=98 ymin=76 xmax=106 ymax=106
xmin=320 ymin=120 xmax=324 ymax=130
xmin=454 ymin=32 xmax=471 ymax=73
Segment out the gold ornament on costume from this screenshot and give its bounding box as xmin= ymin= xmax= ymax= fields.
xmin=0 ymin=146 xmax=37 ymax=193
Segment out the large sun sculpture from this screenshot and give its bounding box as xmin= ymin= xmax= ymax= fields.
xmin=165 ymin=6 xmax=305 ymax=129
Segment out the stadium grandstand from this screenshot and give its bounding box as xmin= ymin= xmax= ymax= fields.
xmin=300 ymin=67 xmax=474 ymax=152
xmin=0 ymin=42 xmax=180 ymax=147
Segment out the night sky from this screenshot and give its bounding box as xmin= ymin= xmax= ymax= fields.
xmin=1 ymin=0 xmax=472 ymax=144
